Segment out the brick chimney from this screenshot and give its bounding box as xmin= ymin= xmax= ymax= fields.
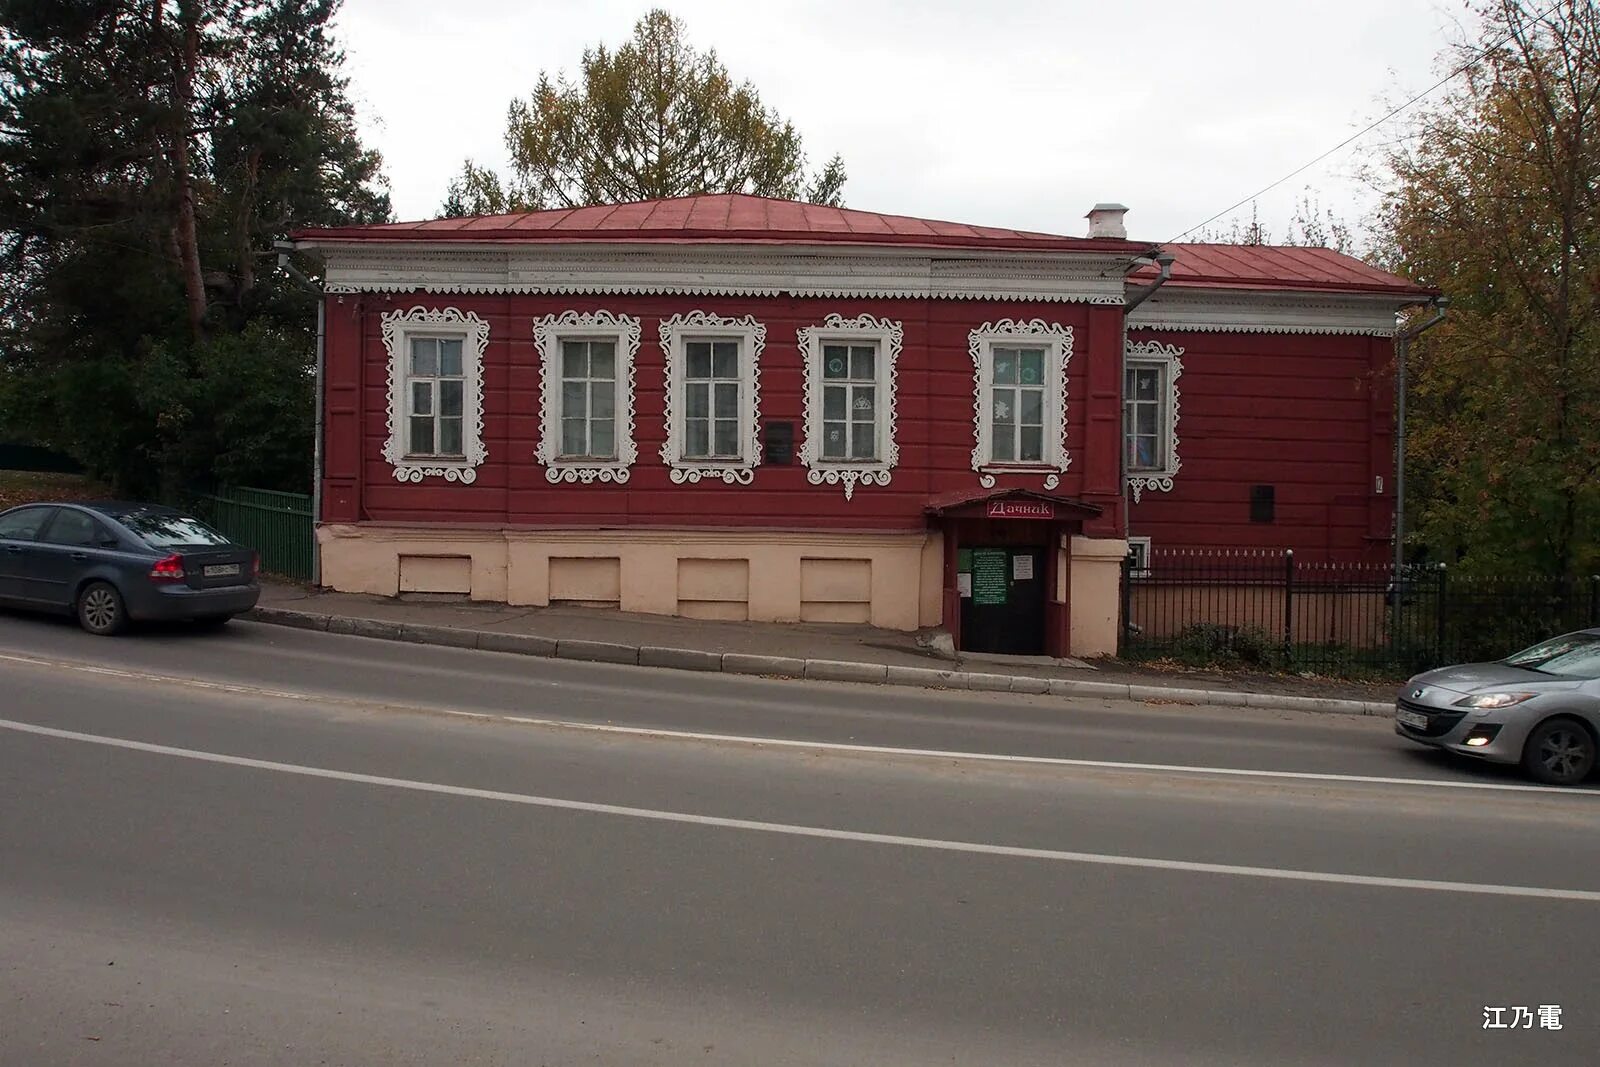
xmin=1086 ymin=203 xmax=1129 ymax=240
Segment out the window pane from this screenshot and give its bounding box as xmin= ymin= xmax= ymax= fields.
xmin=686 ymin=342 xmax=712 ymax=379
xmin=562 ymin=341 xmax=588 ymax=379
xmin=992 ymin=388 xmax=1015 ymax=425
xmin=991 ymin=427 xmax=1015 ymax=462
xmin=1136 ymin=405 xmax=1158 ymax=435
xmin=1019 ymin=348 xmax=1044 ymax=385
xmin=712 ymin=341 xmax=738 ymax=378
xmin=589 ymin=342 xmax=615 ymax=380
xmin=439 ymin=379 xmax=463 ymax=418
xmin=713 ymin=381 xmax=739 ymax=418
xmin=823 ymin=385 xmax=846 ymax=420
xmin=713 ymin=419 xmax=739 ymax=457
xmin=409 ymin=416 xmax=434 ymax=454
xmin=686 ymin=382 xmax=709 ymax=418
xmin=852 ymin=385 xmax=875 ymax=420
xmin=438 ymin=417 xmax=463 ymax=456
xmin=410 ymin=338 xmax=437 ymax=376
xmin=562 ymin=381 xmax=587 ymax=419
xmin=1134 ymin=367 xmax=1160 ymax=400
xmin=686 ymin=418 xmax=710 ymax=457
xmin=992 ymin=348 xmax=1017 ymax=384
xmin=562 ymin=418 xmax=587 ymax=456
xmin=590 ymin=381 xmax=614 ymax=418
xmin=851 ymin=421 xmax=875 ymax=460
xmin=44 ymin=510 xmax=98 ymax=547
xmin=590 ymin=419 xmax=615 ymax=458
xmin=438 ymin=339 xmax=463 ymax=378
xmin=850 ymin=345 xmax=875 ymax=380
xmin=823 ymin=421 xmax=847 ymax=458
xmin=822 ymin=345 xmax=849 ymax=379
xmin=1020 ymin=425 xmax=1044 ymax=462
xmin=1134 ymin=435 xmax=1157 ymax=468
xmin=411 ymin=381 xmax=432 ymax=416
xmin=1019 ymin=388 xmax=1043 ymax=426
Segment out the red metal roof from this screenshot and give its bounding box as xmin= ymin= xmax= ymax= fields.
xmin=293 ymin=193 xmax=1151 ymax=254
xmin=1137 ymin=243 xmax=1430 ymax=297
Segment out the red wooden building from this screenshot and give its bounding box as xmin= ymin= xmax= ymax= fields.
xmin=293 ymin=195 xmax=1431 ymax=657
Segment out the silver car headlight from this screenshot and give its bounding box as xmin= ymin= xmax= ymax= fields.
xmin=1452 ymin=692 xmax=1537 ymax=709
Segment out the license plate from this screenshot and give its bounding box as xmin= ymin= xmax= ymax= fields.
xmin=1396 ymin=708 xmax=1430 ymax=729
xmin=204 ymin=563 xmax=241 ymax=578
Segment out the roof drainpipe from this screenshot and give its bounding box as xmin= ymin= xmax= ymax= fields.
xmin=1393 ymin=295 xmax=1449 ymax=576
xmin=276 ymin=239 xmax=325 ymax=587
xmin=1119 ymin=251 xmax=1176 ymax=548
xmin=1124 ymin=251 xmax=1175 ymax=314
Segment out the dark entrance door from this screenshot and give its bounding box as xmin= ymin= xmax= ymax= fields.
xmin=959 ymin=545 xmax=1046 ymax=655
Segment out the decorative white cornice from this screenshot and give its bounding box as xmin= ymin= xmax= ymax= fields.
xmin=968 ymin=319 xmax=1074 ymax=490
xmin=531 ymin=310 xmax=641 ymax=484
xmin=380 ymin=306 xmax=488 ymax=483
xmin=310 ymin=243 xmax=1132 ymax=305
xmin=1124 ymin=339 xmax=1184 ymax=504
xmin=796 ymin=314 xmax=903 ymax=501
xmin=658 ymin=311 xmax=766 ymax=485
xmin=1127 ymin=287 xmax=1411 ymax=336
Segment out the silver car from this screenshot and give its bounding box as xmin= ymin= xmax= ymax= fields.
xmin=1395 ymin=629 xmax=1600 ymax=786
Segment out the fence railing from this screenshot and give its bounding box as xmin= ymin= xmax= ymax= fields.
xmin=200 ymin=486 xmax=314 ymax=581
xmin=1120 ymin=548 xmax=1600 ymax=676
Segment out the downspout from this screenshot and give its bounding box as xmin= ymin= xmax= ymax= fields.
xmin=1392 ymin=296 xmax=1448 ymax=575
xmin=1120 ymin=251 xmax=1175 ymax=526
xmin=276 ymin=240 xmax=325 ymax=586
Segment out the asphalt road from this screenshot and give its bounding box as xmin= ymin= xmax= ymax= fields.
xmin=2 ymin=612 xmax=1597 ymax=1066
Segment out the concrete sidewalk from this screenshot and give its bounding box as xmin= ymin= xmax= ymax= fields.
xmin=248 ymin=582 xmax=1396 ymax=717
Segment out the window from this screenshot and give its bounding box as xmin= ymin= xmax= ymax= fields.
xmin=1127 ymin=536 xmax=1152 ymax=578
xmin=381 ymin=306 xmax=489 ymax=484
xmin=0 ymin=506 xmax=53 ymax=542
xmin=40 ymin=509 xmax=103 ymax=547
xmin=798 ymin=314 xmax=902 ymax=499
xmin=110 ymin=509 xmax=232 ymax=548
xmin=659 ymin=311 xmax=765 ymax=485
xmin=968 ymin=319 xmax=1072 ymax=489
xmin=1123 ymin=339 xmax=1183 ymax=503
xmin=533 ymin=311 xmax=641 ymax=484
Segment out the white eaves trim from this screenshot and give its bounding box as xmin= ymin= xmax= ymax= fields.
xmin=309 ymin=242 xmax=1134 ymax=305
xmin=1127 ymin=287 xmax=1414 ymax=336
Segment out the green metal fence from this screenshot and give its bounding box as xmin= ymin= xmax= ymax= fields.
xmin=201 ymin=486 xmax=314 ymax=581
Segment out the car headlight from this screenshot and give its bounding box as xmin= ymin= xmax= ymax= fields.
xmin=1452 ymin=692 xmax=1537 ymax=709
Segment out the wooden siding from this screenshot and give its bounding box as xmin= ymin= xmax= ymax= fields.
xmin=1126 ymin=329 xmax=1395 ymax=562
xmin=320 ymin=293 xmax=1125 ymax=537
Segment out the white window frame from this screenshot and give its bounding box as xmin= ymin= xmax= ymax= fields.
xmin=1127 ymin=536 xmax=1153 ymax=578
xmin=797 ymin=313 xmax=902 ymax=500
xmin=533 ymin=310 xmax=640 ymax=484
xmin=659 ymin=311 xmax=765 ymax=485
xmin=381 ymin=306 xmax=488 ymax=483
xmin=968 ymin=319 xmax=1073 ymax=490
xmin=1124 ymin=339 xmax=1183 ymax=503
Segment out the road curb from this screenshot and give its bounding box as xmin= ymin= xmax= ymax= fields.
xmin=243 ymin=606 xmax=1390 ymax=717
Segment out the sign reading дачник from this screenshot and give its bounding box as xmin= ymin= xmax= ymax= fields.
xmin=986 ymin=499 xmax=1054 ymax=520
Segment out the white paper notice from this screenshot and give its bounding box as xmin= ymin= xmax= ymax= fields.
xmin=1013 ymin=554 xmax=1034 ymax=580
xmin=957 ymin=572 xmax=972 ymax=597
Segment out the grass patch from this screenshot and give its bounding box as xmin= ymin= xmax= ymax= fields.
xmin=0 ymin=469 xmax=112 ymax=511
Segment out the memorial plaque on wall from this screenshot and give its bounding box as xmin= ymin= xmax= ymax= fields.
xmin=763 ymin=421 xmax=794 ymax=465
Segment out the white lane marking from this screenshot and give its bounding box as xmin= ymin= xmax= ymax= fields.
xmin=0 ymin=649 xmax=1593 ymax=798
xmin=3 ymin=716 xmax=1597 ymax=903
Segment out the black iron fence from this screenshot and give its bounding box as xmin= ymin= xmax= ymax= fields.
xmin=1120 ymin=548 xmax=1600 ymax=676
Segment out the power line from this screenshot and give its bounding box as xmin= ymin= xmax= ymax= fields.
xmin=1169 ymin=0 xmax=1565 ymax=242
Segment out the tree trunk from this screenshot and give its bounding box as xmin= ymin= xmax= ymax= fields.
xmin=172 ymin=0 xmax=207 ymax=340
xmin=235 ymin=147 xmax=262 ymax=304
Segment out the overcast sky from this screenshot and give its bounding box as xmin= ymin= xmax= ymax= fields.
xmin=335 ymin=0 xmax=1479 ymax=247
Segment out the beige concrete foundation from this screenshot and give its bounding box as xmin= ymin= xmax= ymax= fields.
xmin=1069 ymin=535 xmax=1128 ymax=658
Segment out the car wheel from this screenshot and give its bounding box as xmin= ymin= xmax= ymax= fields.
xmin=1521 ymin=717 xmax=1597 ymax=786
xmin=76 ymin=581 xmax=127 ymax=636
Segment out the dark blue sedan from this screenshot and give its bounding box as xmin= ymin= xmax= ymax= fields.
xmin=0 ymin=501 xmax=260 ymax=634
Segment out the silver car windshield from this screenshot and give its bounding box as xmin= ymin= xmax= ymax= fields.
xmin=1503 ymin=633 xmax=1600 ymax=679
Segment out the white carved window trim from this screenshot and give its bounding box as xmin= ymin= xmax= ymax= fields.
xmin=1124 ymin=339 xmax=1183 ymax=503
xmin=658 ymin=311 xmax=765 ymax=485
xmin=968 ymin=319 xmax=1073 ymax=490
xmin=532 ymin=310 xmax=641 ymax=484
xmin=797 ymin=313 xmax=902 ymax=500
xmin=381 ymin=306 xmax=488 ymax=483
